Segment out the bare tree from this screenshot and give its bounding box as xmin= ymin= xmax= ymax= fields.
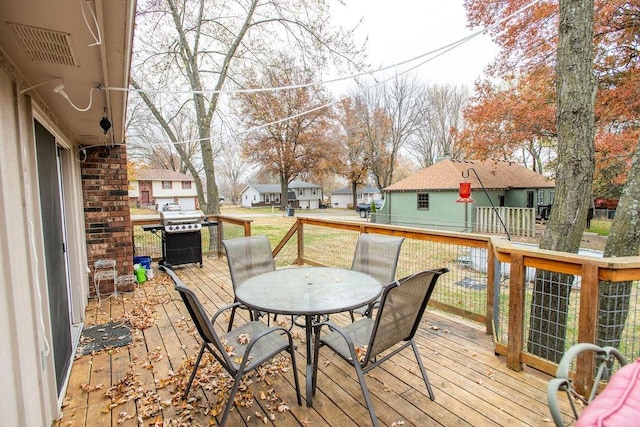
xmin=408 ymin=84 xmax=469 ymax=168
xmin=354 ymin=74 xmax=427 ymax=191
xmin=130 ymin=0 xmax=364 ymax=215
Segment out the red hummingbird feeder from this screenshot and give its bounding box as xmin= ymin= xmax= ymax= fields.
xmin=456 ymin=181 xmax=474 ymax=203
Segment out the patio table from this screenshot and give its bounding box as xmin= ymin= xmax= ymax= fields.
xmin=235 ymin=266 xmax=382 ymax=406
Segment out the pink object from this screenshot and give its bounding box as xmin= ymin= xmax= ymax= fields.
xmin=576 ymin=359 xmax=640 ymax=426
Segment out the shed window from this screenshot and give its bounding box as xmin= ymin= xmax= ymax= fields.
xmin=182 ymin=181 xmax=191 ymax=189
xmin=550 ymin=190 xmax=555 ymax=204
xmin=417 ymin=193 xmax=429 ymax=210
xmin=162 ymin=181 xmax=172 ymax=189
xmin=537 ymin=190 xmax=544 ymax=205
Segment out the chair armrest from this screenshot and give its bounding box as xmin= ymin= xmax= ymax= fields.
xmin=315 ymin=321 xmax=361 ymax=364
xmin=211 ymin=302 xmax=243 ymax=324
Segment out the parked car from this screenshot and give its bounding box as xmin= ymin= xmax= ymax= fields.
xmin=356 ymin=200 xmax=384 ymax=218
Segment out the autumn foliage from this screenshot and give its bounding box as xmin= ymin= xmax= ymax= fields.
xmin=461 ymin=0 xmax=640 ymax=195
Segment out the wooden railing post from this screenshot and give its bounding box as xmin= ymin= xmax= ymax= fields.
xmin=575 ymin=264 xmax=599 ymax=395
xmin=507 ymin=253 xmax=525 ymax=371
xmin=486 ymin=240 xmax=496 ymax=335
xmin=296 ymin=218 xmax=304 ymax=265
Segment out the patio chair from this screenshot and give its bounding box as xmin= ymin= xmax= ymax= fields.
xmin=222 ymin=235 xmax=276 ymax=330
xmin=312 ymin=268 xmax=449 ymax=426
xmin=350 ymin=233 xmax=405 ymax=319
xmin=547 ymin=342 xmax=637 ymax=426
xmin=160 ymin=265 xmax=301 ymax=426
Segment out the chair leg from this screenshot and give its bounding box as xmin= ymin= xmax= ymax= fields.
xmin=183 ymin=344 xmax=207 ymax=400
xmin=220 ymin=370 xmax=244 ymax=426
xmin=287 ymin=336 xmax=303 ymax=406
xmin=411 ymin=340 xmax=435 ymax=401
xmin=353 ymin=360 xmax=379 ymax=427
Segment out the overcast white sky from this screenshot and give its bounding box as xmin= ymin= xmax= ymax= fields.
xmin=330 ymin=0 xmax=499 ymax=88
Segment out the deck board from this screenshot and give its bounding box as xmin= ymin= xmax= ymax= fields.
xmin=56 ymin=256 xmax=571 ymax=426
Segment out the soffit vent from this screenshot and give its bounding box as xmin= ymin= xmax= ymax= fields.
xmin=8 ymin=23 xmax=80 ymax=67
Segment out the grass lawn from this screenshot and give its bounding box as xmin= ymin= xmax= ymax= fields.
xmin=589 ymin=218 xmax=612 ymax=236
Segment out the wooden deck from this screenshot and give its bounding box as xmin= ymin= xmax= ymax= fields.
xmin=57 ymin=256 xmax=565 ymax=426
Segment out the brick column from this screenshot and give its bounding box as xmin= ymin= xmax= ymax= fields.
xmin=81 ymin=144 xmax=133 ymax=296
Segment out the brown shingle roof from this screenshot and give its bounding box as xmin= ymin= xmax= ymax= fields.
xmin=136 ymin=169 xmax=194 ymax=181
xmin=384 ymin=159 xmax=555 ymax=192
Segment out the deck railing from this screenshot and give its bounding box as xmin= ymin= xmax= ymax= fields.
xmin=132 ymin=215 xmax=640 ymax=395
xmin=273 ymin=217 xmax=640 ymax=395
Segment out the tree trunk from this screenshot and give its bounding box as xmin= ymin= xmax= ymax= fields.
xmin=351 ymin=180 xmax=358 ymax=210
xmin=527 ymin=0 xmax=596 ymax=363
xmin=598 ymin=136 xmax=640 ymax=347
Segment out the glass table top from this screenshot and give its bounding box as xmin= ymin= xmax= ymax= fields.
xmin=235 ymin=267 xmax=382 ymax=316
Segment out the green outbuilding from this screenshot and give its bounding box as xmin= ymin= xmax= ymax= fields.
xmin=375 ymin=159 xmax=555 ymax=236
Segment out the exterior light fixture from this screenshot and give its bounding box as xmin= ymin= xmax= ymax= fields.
xmin=99 ymin=115 xmax=111 ymax=134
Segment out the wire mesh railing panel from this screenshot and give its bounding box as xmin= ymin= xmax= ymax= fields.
xmin=298 ymin=225 xmax=489 ymax=318
xmin=523 ymin=269 xmax=580 ymax=363
xmin=299 ymin=225 xmax=359 ymax=268
xmin=219 ymin=223 xmax=247 ymax=241
xmin=132 ymin=225 xmax=163 ymax=259
xmin=273 ymin=232 xmax=299 ymax=268
xmin=401 ymin=239 xmax=488 ymax=316
xmin=597 ymin=280 xmax=640 ymax=361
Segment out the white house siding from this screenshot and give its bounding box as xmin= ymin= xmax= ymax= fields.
xmin=331 ymin=194 xmax=351 ymax=208
xmin=241 ymin=187 xmax=261 ymax=207
xmin=0 ymin=65 xmax=89 ymax=425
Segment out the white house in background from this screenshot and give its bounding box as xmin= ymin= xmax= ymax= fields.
xmin=129 ymin=169 xmax=199 ymax=210
xmin=241 ymin=181 xmax=323 ymax=209
xmin=331 ymin=184 xmax=382 ymax=208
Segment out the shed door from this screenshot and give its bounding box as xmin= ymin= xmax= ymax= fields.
xmin=526 ymin=191 xmax=534 ymax=208
xmin=35 ymin=121 xmax=72 ymax=395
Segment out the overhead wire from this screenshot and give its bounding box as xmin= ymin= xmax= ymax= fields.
xmin=120 ymin=0 xmax=545 ymax=147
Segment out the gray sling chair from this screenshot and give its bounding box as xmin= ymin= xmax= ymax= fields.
xmin=312 ymin=268 xmax=449 ymax=426
xmin=222 ymin=235 xmax=276 ymax=331
xmin=350 ymin=233 xmax=405 ymax=320
xmin=160 ymin=265 xmax=301 ymax=426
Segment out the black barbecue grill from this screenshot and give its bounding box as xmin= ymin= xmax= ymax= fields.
xmin=142 ymin=209 xmax=216 ymax=268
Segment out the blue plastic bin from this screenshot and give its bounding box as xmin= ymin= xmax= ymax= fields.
xmin=133 ymin=256 xmax=152 ymax=270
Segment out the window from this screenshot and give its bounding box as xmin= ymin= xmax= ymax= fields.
xmin=537 ymin=190 xmax=544 ymax=205
xmin=550 ymin=190 xmax=555 ymax=204
xmin=417 ymin=193 xmax=429 ymax=210
xmin=312 ymin=189 xmax=316 ymax=195
xmin=299 ymin=189 xmax=304 ymax=196
xmin=182 ymin=181 xmax=191 ymax=189
xmin=162 ymin=181 xmax=172 ymax=189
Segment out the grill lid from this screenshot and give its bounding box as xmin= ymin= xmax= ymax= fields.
xmin=160 ymin=210 xmax=205 ymax=225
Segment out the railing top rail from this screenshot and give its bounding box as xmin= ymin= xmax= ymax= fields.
xmin=491 ymin=238 xmax=640 ymax=270
xmin=296 ymin=216 xmax=640 ymax=280
xmin=297 ymin=216 xmax=492 ymax=248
